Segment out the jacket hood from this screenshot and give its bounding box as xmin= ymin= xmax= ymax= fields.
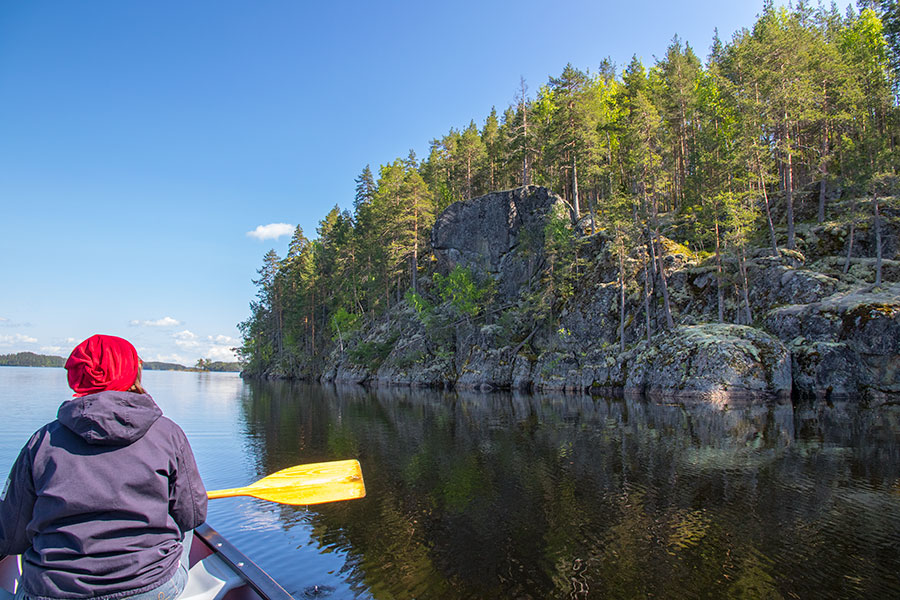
xmin=57 ymin=391 xmax=163 ymax=445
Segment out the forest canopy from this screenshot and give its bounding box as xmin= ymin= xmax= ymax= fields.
xmin=239 ymin=1 xmax=900 ymax=376
xmin=0 ymin=352 xmax=65 ymax=368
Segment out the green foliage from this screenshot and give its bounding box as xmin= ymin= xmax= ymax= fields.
xmin=405 ymin=290 xmax=432 ymax=317
xmin=142 ymin=361 xmax=191 ymax=371
xmin=721 ymin=191 xmax=760 ymax=250
xmin=347 ymin=333 xmax=400 ymax=370
xmin=433 ymin=266 xmax=495 ymax=318
xmin=496 ymin=306 xmax=531 ymax=343
xmin=330 ymin=307 xmax=360 ymax=341
xmin=203 ymin=361 xmax=241 ymax=372
xmin=239 ymin=2 xmax=900 ymax=374
xmin=393 ymin=348 xmax=425 ymax=370
xmin=0 ymin=352 xmax=64 ymax=368
xmin=194 ymin=359 xmax=241 ymax=372
xmin=543 ymin=206 xmax=578 ymax=303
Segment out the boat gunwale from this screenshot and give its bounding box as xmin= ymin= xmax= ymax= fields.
xmin=193 ymin=523 xmax=295 ymax=600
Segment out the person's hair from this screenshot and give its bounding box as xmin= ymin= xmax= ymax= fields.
xmin=128 ymin=362 xmax=147 ymax=395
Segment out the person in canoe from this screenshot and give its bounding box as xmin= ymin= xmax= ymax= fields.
xmin=0 ymin=334 xmax=207 ymax=600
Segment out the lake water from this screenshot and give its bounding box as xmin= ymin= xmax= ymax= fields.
xmin=2 ymin=367 xmax=900 ymax=599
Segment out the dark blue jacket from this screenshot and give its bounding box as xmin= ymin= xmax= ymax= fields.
xmin=0 ymin=391 xmax=207 ymax=600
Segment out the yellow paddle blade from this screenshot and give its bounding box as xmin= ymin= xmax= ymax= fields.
xmin=207 ymin=459 xmax=366 ymax=505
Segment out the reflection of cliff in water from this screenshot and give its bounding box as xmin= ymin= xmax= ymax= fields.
xmin=239 ymin=382 xmax=900 ymax=599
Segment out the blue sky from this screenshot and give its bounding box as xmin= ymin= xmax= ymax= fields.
xmin=0 ymin=1 xmax=808 ymax=365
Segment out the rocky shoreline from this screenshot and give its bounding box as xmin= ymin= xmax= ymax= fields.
xmin=266 ymin=186 xmax=898 ymax=404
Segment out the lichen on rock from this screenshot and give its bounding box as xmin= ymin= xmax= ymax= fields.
xmin=625 ymin=324 xmax=791 ymax=398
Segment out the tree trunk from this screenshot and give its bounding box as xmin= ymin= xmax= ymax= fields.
xmin=818 ymin=177 xmax=827 ymax=225
xmin=310 ymin=288 xmax=316 ymax=356
xmin=384 ymin=265 xmax=391 ymax=314
xmin=874 ymin=193 xmax=883 ymax=285
xmin=678 ymin=103 xmax=687 ymax=209
xmin=466 ymin=153 xmax=472 ymax=200
xmin=521 ymin=80 xmax=530 ymax=187
xmin=818 ymin=120 xmax=828 ymax=225
xmin=643 ymin=185 xmax=657 ymax=282
xmin=650 ymin=190 xmax=673 ymax=330
xmin=714 ymin=211 xmax=725 ymax=323
xmin=412 ymin=196 xmax=419 ymax=293
xmin=785 ymin=119 xmax=796 ymax=249
xmin=588 ymin=189 xmax=597 ymax=234
xmin=571 ymin=153 xmax=580 ymax=219
xmin=350 ymin=252 xmax=363 ymax=317
xmin=739 ymin=245 xmax=753 ymax=324
xmin=843 ymin=222 xmax=855 ymax=274
xmin=646 ymin=228 xmax=657 ymax=287
xmin=618 ymin=231 xmax=626 ymax=353
xmin=672 ymin=141 xmax=680 ymax=211
xmin=654 ymin=230 xmax=675 ymax=330
xmin=606 ymin=132 xmax=614 ymax=197
xmin=367 ymin=256 xmax=375 ymax=323
xmin=334 ymin=316 xmax=344 ymax=353
xmin=643 ymin=258 xmax=652 ymax=343
xmin=758 ymin=166 xmax=779 ymax=257
xmin=754 ymin=86 xmax=778 ymax=256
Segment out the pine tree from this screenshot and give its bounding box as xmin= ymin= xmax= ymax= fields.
xmin=512 ymin=77 xmax=533 ymax=186
xmin=455 ymin=121 xmax=486 ymax=200
xmin=547 ymin=64 xmax=597 ymax=218
xmin=354 ymin=165 xmax=376 ymax=211
xmin=481 ymin=108 xmax=502 ymax=193
xmin=657 ymin=36 xmax=702 ymax=210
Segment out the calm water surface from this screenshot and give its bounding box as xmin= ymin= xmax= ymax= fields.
xmin=2 ymin=367 xmax=899 ymax=599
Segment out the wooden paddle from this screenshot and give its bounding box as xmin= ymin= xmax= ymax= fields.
xmin=207 ymin=459 xmax=365 ymax=506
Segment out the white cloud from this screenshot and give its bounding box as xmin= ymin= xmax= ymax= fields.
xmin=207 ymin=345 xmax=238 ymax=361
xmin=41 ymin=346 xmax=64 ymax=354
xmin=130 ymin=317 xmax=181 ymax=327
xmin=191 ymin=333 xmax=239 ymax=362
xmin=0 ymin=317 xmax=7 ymax=322
xmin=174 ymin=330 xmax=207 ymax=352
xmin=208 ymin=334 xmax=236 ymax=344
xmin=151 ymin=353 xmax=192 ymax=365
xmin=0 ymin=334 xmax=38 ymax=345
xmin=142 ymin=331 xmax=239 ymax=365
xmin=247 ymin=223 xmax=294 ymax=241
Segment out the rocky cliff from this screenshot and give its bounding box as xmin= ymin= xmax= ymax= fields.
xmin=322 ymin=186 xmax=899 ymax=403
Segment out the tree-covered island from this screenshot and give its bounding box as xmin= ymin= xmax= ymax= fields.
xmin=0 ymin=353 xmax=66 ymax=368
xmin=239 ymin=3 xmax=900 ymax=401
xmin=0 ymin=353 xmax=240 ymax=373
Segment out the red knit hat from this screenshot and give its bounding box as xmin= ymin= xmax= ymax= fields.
xmin=65 ymin=335 xmax=141 ymax=397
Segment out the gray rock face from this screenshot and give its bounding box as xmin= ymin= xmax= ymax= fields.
xmin=431 ymin=186 xmax=572 ymax=299
xmin=790 ymin=342 xmax=864 ymax=396
xmin=625 ymin=324 xmax=792 ymax=397
xmin=316 ymin=186 xmax=897 ymax=404
xmin=533 ymin=351 xmax=583 ymax=392
xmin=748 ymin=259 xmax=843 ymax=310
xmin=456 ymin=347 xmax=516 ymax=391
xmin=376 ymin=333 xmax=453 ymax=387
xmin=556 ymin=282 xmax=622 ymax=349
xmin=763 ymin=283 xmax=900 ymax=396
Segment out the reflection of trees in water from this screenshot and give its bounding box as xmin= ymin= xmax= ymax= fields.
xmin=239 ymin=383 xmax=900 ymax=599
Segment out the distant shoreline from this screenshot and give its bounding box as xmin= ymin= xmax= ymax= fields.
xmin=0 ymin=352 xmax=241 ymax=373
